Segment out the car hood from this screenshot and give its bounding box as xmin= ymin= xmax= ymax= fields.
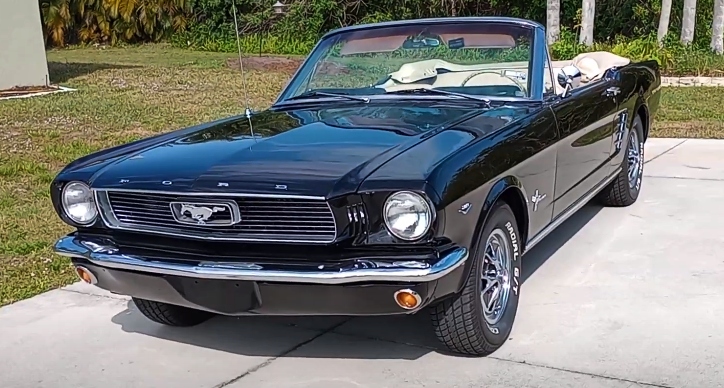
xmin=88 ymin=102 xmax=520 ymax=198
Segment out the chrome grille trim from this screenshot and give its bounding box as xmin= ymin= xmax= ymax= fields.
xmin=94 ymin=189 xmax=338 ymax=244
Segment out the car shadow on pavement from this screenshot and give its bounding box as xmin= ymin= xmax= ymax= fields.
xmin=110 ymin=203 xmax=603 ymax=359
xmin=521 ymin=203 xmax=603 ymax=283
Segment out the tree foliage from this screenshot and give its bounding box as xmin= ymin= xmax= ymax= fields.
xmin=39 ymin=0 xmax=718 ymax=50
xmin=40 ymin=0 xmax=192 ymax=46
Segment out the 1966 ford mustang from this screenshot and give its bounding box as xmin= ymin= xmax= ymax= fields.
xmin=52 ymin=17 xmax=660 ymax=356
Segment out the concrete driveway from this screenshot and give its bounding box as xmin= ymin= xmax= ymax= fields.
xmin=2 ymin=138 xmax=723 ymax=388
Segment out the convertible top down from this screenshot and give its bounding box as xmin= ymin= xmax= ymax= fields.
xmin=52 ymin=16 xmax=660 ymax=356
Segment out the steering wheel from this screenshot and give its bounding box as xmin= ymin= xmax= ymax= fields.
xmin=461 ymin=71 xmax=526 ymax=93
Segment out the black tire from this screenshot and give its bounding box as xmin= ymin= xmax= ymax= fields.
xmin=598 ymin=115 xmax=645 ymax=207
xmin=430 ymin=202 xmax=522 ymax=356
xmin=132 ymin=297 xmax=213 ymax=327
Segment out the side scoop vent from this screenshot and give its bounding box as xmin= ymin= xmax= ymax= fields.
xmin=346 ymin=203 xmax=369 ymax=243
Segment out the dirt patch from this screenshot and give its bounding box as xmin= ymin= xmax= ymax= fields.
xmin=0 ymin=85 xmax=62 ymax=98
xmin=225 ymin=56 xmax=353 ymax=77
xmin=226 ymin=56 xmax=304 ymax=74
xmin=317 ymin=61 xmax=351 ymax=75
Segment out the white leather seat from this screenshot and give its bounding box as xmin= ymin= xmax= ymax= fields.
xmin=575 ymin=57 xmax=600 ymax=83
xmin=380 ymin=52 xmax=631 ymax=96
xmin=571 ymin=51 xmax=630 ymax=83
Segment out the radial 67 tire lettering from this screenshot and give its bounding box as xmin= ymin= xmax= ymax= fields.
xmin=430 ymin=202 xmax=521 ymax=356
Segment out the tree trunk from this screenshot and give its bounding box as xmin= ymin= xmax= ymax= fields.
xmin=547 ymin=0 xmax=561 ymax=45
xmin=712 ymin=0 xmax=724 ymax=54
xmin=681 ymin=0 xmax=697 ymax=45
xmin=657 ymin=0 xmax=673 ymax=46
xmin=580 ymin=0 xmax=595 ymax=46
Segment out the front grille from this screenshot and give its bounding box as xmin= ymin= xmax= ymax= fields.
xmin=95 ymin=190 xmax=337 ymax=243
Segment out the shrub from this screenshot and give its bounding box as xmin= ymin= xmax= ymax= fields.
xmin=40 ymin=0 xmax=192 ymax=47
xmin=40 ymin=0 xmax=724 ymax=76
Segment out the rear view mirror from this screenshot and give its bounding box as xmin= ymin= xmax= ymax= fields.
xmin=402 ymin=36 xmax=441 ymax=49
xmin=557 ymin=65 xmax=582 ymax=97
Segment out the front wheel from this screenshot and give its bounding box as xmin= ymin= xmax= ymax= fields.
xmin=598 ymin=115 xmax=645 ymax=207
xmin=132 ymin=298 xmax=213 ymax=327
xmin=430 ymin=202 xmax=522 ymax=356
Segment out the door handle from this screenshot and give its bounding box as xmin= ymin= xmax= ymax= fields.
xmin=604 ymin=86 xmax=621 ymax=97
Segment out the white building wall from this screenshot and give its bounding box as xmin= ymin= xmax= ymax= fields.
xmin=0 ymin=0 xmax=50 ymax=90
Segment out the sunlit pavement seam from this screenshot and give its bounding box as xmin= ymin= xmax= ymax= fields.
xmin=59 ymin=287 xmax=127 ymax=301
xmin=210 ymin=318 xmax=352 ymax=388
xmin=644 ymin=139 xmax=687 ymax=165
xmin=486 ymin=357 xmax=675 ymax=388
xmin=323 ymin=330 xmax=675 ymax=388
xmin=643 ymin=175 xmax=724 ymax=182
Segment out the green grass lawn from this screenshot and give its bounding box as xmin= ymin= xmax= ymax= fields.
xmin=1 ymin=44 xmax=722 ymax=306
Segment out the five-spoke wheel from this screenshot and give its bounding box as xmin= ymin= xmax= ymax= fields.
xmin=599 ymin=114 xmax=645 ymax=207
xmin=431 ymin=202 xmax=522 ymax=356
xmin=481 ymin=229 xmax=512 ymax=326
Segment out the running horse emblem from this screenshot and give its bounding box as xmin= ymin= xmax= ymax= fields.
xmin=179 ymin=204 xmax=227 ymax=225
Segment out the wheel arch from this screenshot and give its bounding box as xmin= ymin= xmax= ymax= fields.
xmin=633 ymin=91 xmax=650 ymax=141
xmin=491 ymin=185 xmax=529 ymax=248
xmin=458 ymin=176 xmax=530 ymax=284
xmin=478 ymin=176 xmax=530 ymax=251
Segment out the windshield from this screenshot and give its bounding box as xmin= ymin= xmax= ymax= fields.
xmin=281 ymin=21 xmax=534 ymax=101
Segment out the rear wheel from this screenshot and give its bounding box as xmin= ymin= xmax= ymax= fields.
xmin=430 ymin=202 xmax=522 ymax=356
xmin=598 ymin=115 xmax=645 ymax=207
xmin=132 ymin=297 xmax=213 ymax=327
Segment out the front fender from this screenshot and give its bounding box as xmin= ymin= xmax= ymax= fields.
xmin=439 ymin=175 xmax=529 ymax=294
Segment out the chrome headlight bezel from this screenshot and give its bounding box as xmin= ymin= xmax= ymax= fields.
xmin=61 ymin=181 xmax=98 ymax=225
xmin=382 ymin=191 xmax=434 ymax=241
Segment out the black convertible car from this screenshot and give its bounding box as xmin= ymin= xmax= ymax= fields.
xmin=52 ymin=17 xmax=660 ymax=356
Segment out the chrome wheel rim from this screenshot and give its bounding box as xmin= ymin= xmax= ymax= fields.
xmin=627 ymin=130 xmax=642 ymax=189
xmin=481 ymin=229 xmax=512 ymax=325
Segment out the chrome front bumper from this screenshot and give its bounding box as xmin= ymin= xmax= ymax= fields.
xmin=53 ymin=235 xmax=469 ymax=285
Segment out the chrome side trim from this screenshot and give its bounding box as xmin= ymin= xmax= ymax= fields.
xmin=53 ymin=235 xmax=469 ymax=284
xmin=93 ymin=189 xmax=339 ymax=244
xmin=525 ymin=167 xmax=621 ymax=252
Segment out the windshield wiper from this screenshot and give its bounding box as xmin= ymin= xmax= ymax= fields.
xmin=286 ymin=90 xmax=370 ymax=103
xmin=386 ymin=88 xmax=490 ymax=106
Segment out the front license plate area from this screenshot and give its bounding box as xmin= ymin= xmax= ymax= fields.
xmin=165 ymin=277 xmax=260 ymax=314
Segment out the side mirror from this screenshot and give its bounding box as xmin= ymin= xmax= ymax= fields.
xmin=557 ymin=65 xmax=582 ymax=98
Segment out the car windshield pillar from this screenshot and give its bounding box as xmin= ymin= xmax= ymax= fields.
xmin=528 ymin=26 xmax=548 ymax=100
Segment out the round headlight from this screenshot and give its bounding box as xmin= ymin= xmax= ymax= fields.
xmin=383 ymin=191 xmax=433 ymax=241
xmin=61 ymin=182 xmax=98 ymax=225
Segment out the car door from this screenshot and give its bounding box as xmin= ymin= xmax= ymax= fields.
xmin=517 ymin=109 xmax=559 ymax=238
xmin=607 ymin=67 xmax=642 ymax=169
xmin=550 ymin=77 xmax=620 ymax=218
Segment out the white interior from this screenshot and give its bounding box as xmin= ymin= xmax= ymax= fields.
xmin=376 ymin=51 xmax=631 ymax=96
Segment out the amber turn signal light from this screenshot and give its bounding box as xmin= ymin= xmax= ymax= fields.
xmin=75 ymin=266 xmax=97 ymax=285
xmin=394 ymin=289 xmax=421 ymax=310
